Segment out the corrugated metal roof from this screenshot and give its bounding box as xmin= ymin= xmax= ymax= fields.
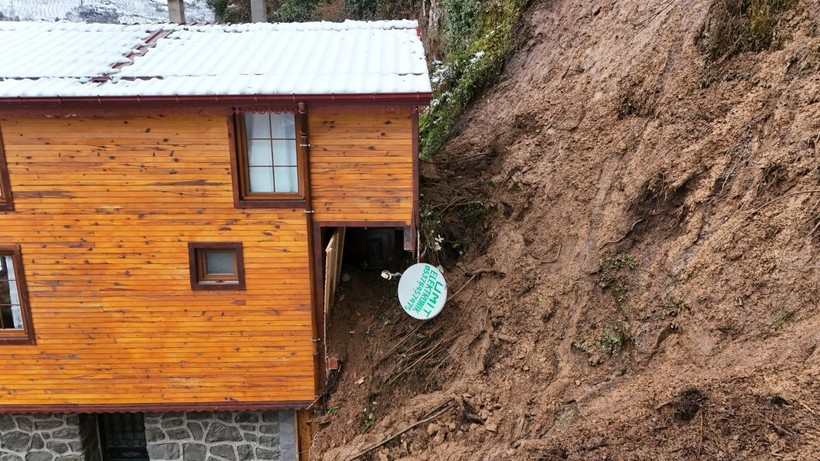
xmin=0 ymin=20 xmax=431 ymax=99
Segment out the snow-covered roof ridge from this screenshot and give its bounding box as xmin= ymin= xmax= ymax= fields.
xmin=165 ymin=19 xmax=420 ymax=31
xmin=0 ymin=20 xmax=431 ymax=100
xmin=0 ymin=19 xmax=419 ymax=31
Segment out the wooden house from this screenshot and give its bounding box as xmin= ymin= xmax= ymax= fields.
xmin=0 ymin=20 xmax=430 ymax=460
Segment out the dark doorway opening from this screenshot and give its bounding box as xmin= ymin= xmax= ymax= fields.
xmin=341 ymin=227 xmax=404 ymax=271
xmin=98 ymin=413 xmax=149 ymax=461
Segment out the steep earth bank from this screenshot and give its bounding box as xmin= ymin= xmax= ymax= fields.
xmin=315 ymin=0 xmax=819 ymax=459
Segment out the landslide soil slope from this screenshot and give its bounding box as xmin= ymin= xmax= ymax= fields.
xmin=315 ymin=0 xmax=820 ymax=459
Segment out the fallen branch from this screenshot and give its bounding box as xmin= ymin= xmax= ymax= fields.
xmin=434 ymin=196 xmax=469 ymax=214
xmin=808 ymin=194 xmax=820 ymax=214
xmin=372 ymin=323 xmax=426 ymax=368
xmin=465 ymin=268 xmax=505 ymax=277
xmin=447 ymin=268 xmax=504 ymax=303
xmin=446 ymin=274 xmax=479 ymax=302
xmin=709 ymin=189 xmax=820 ymax=248
xmin=599 ymin=219 xmax=644 ymax=249
xmin=452 ymin=150 xmax=492 ymax=164
xmin=344 ymin=400 xmax=455 ymax=461
xmin=742 ymin=189 xmax=820 ymax=219
xmin=764 ymin=418 xmax=797 ymax=437
xmin=799 ymin=401 xmax=817 ymax=416
xmin=383 ymin=334 xmax=456 ymax=389
xmin=726 ymin=189 xmax=820 ymax=236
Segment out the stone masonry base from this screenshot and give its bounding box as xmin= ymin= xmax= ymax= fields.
xmin=1 ymin=411 xmax=296 ymax=461
xmin=0 ymin=413 xmax=93 ymax=461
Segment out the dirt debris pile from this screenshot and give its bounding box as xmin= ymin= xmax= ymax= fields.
xmin=315 ymin=0 xmax=820 ymax=459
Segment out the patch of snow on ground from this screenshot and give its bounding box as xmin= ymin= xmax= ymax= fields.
xmin=0 ymin=0 xmax=214 ymax=24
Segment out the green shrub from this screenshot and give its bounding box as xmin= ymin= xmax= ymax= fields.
xmin=271 ymin=0 xmax=326 ymax=22
xmin=599 ymin=323 xmax=631 ymax=357
xmin=345 ymin=0 xmax=379 ymax=19
xmin=598 ymin=255 xmax=637 ymax=306
xmin=208 ymin=0 xmax=231 ymax=20
xmin=699 ymin=0 xmax=796 ymax=62
xmin=223 ymin=3 xmax=251 ymax=22
xmin=420 ymin=0 xmax=530 ymax=159
xmin=213 ymin=0 xmax=329 ymax=23
xmin=444 ymin=0 xmax=481 ymax=51
xmin=343 ymin=0 xmax=420 ymax=20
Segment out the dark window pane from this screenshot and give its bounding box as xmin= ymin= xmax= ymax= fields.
xmin=205 ymin=251 xmax=235 ymax=275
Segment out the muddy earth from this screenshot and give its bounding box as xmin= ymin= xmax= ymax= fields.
xmin=314 ymin=0 xmax=820 ymax=459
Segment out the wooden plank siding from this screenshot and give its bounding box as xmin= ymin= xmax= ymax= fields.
xmin=309 ymin=106 xmax=415 ymax=224
xmin=0 ymin=114 xmax=314 ymax=409
xmin=0 ymin=103 xmax=417 ymax=411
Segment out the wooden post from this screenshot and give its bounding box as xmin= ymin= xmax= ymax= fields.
xmin=296 ymin=410 xmax=314 ymax=461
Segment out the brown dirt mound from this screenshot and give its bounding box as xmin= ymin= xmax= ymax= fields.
xmin=314 ymin=0 xmax=820 ymax=459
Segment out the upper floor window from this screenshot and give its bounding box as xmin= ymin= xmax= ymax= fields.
xmin=233 ymin=112 xmax=303 ymax=207
xmin=0 ymin=245 xmax=34 ymax=344
xmin=0 ymin=133 xmax=13 ymax=211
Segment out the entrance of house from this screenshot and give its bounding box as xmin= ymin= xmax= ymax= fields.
xmin=98 ymin=413 xmax=149 ymax=461
xmin=321 ymin=226 xmax=406 ymax=314
xmin=318 ymin=225 xmax=411 ymax=380
xmin=320 ymin=225 xmax=407 ymax=334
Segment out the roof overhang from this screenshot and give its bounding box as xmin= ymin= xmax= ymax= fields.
xmin=0 ymin=92 xmax=433 ymax=115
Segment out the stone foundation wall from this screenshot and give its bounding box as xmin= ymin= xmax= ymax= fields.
xmin=0 ymin=413 xmax=86 ymax=461
xmin=144 ymin=411 xmax=297 ymax=461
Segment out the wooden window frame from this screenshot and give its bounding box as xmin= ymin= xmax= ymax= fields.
xmin=0 ymin=130 xmax=13 ymax=211
xmin=188 ymin=242 xmax=246 ymax=291
xmin=0 ymin=245 xmax=35 ymax=345
xmin=230 ymin=112 xmax=307 ymax=209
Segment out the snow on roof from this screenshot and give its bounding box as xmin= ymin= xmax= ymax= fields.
xmin=0 ymin=20 xmax=431 ymax=99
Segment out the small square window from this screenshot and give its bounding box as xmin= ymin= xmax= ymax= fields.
xmin=188 ymin=242 xmax=245 ymax=291
xmin=0 ymin=245 xmax=34 ymax=344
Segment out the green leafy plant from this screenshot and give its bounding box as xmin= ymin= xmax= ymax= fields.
xmin=222 ymin=3 xmax=251 ymax=22
xmin=457 ymin=200 xmax=487 ymax=228
xmin=698 ymin=0 xmax=796 ymax=62
xmin=661 ymin=296 xmax=689 ymax=318
xmin=444 ymin=0 xmax=481 ymax=51
xmin=769 ymin=307 xmax=795 ymax=330
xmin=599 ymin=323 xmax=631 ymax=357
xmin=208 ymin=0 xmax=231 ymax=19
xmin=420 ymin=198 xmax=446 ymax=264
xmin=420 ymin=0 xmax=531 ymax=159
xmin=271 ymin=0 xmax=327 ymax=22
xmin=571 ymin=339 xmax=593 ymax=353
xmin=343 ymin=0 xmax=418 ymax=20
xmin=361 ymin=410 xmax=375 ymax=430
xmin=598 ymin=254 xmax=637 ymax=306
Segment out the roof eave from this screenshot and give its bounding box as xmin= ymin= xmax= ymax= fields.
xmin=0 ymin=93 xmax=433 ymax=112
